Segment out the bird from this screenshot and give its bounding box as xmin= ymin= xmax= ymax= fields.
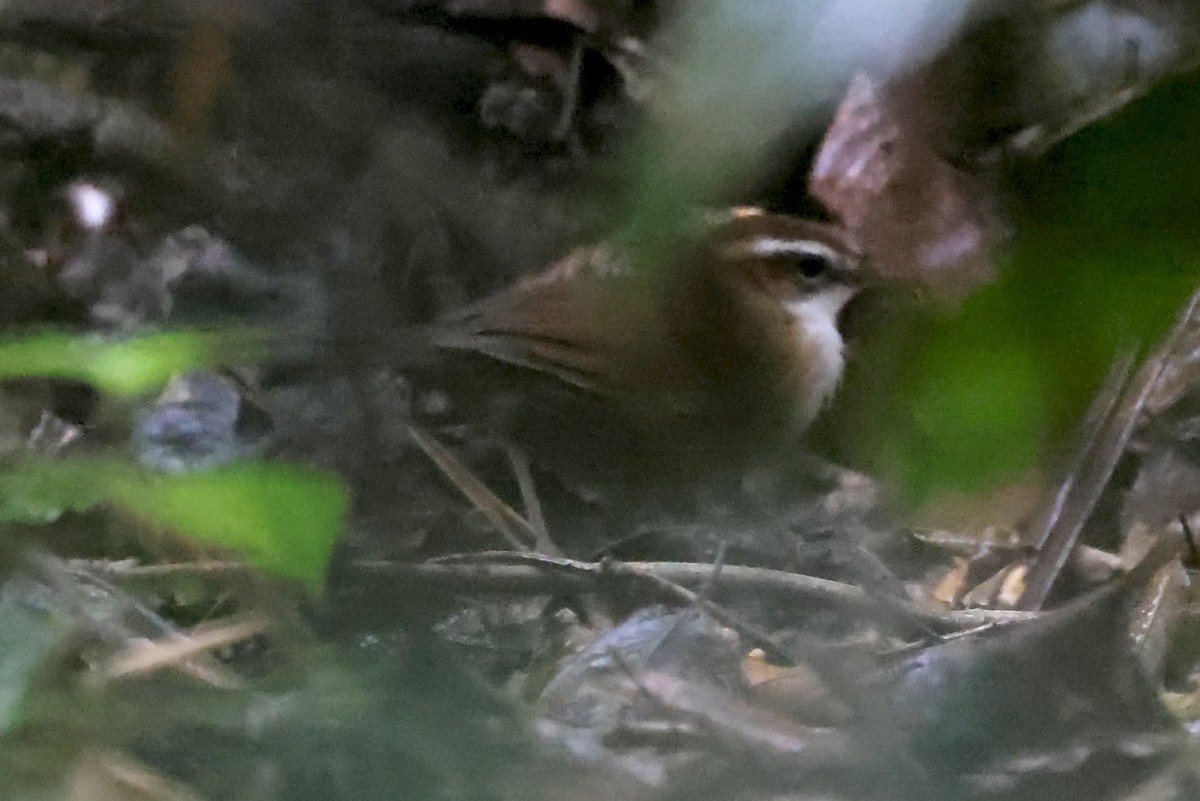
xmin=376 ymin=207 xmax=865 ymax=492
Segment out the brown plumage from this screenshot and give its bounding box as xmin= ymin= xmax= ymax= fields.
xmin=403 ymin=208 xmax=863 ymax=488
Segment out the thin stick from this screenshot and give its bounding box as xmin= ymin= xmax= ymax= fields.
xmin=505 ymin=445 xmax=558 ymax=556
xmin=1023 ymin=350 xmax=1136 ymax=551
xmin=96 ymin=616 xmax=270 ymax=685
xmin=408 ymin=425 xmax=536 ymax=551
xmin=360 ymin=553 xmax=1036 ymax=633
xmin=1020 ymin=284 xmax=1200 ymax=610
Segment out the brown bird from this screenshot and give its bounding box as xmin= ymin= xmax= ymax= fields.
xmin=386 ymin=207 xmax=864 ymax=491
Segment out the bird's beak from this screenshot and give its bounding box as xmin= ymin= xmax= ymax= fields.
xmin=838 ymin=252 xmax=883 ymax=291
xmin=831 ymin=256 xmax=862 ymax=286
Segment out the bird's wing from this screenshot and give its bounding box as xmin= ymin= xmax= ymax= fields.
xmin=431 ymin=267 xmax=706 ymax=416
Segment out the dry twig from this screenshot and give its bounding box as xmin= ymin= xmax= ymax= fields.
xmin=1020 ymin=284 xmax=1200 ymax=609
xmin=361 ymin=552 xmax=1036 ymax=633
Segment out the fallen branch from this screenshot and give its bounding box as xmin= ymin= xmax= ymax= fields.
xmin=359 ymin=553 xmax=1036 ymax=633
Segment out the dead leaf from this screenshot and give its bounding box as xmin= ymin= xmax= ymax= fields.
xmin=741 ymin=648 xmax=851 ymax=726
xmin=811 ymin=73 xmax=1005 ymax=302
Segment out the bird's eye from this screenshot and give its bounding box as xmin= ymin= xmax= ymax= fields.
xmin=793 ymin=254 xmax=829 ymax=279
xmin=721 ymin=235 xmax=847 ymax=283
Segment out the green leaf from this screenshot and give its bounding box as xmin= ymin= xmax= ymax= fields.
xmin=0 ymin=584 xmax=71 ymax=735
xmin=846 ymin=77 xmax=1200 ymax=503
xmin=0 ymin=459 xmax=347 ymax=588
xmin=0 ymin=328 xmax=269 ymax=397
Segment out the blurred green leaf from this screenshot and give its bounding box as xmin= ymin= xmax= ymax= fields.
xmin=849 ymin=76 xmax=1200 ymax=502
xmin=0 ymin=459 xmax=346 ymax=587
xmin=0 ymin=328 xmax=268 ymax=397
xmin=0 ymin=584 xmax=70 ymax=735
xmin=890 ymin=315 xmax=1048 ymax=498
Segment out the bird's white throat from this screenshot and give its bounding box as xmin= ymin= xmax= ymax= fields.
xmin=784 ymin=285 xmax=855 ymax=426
